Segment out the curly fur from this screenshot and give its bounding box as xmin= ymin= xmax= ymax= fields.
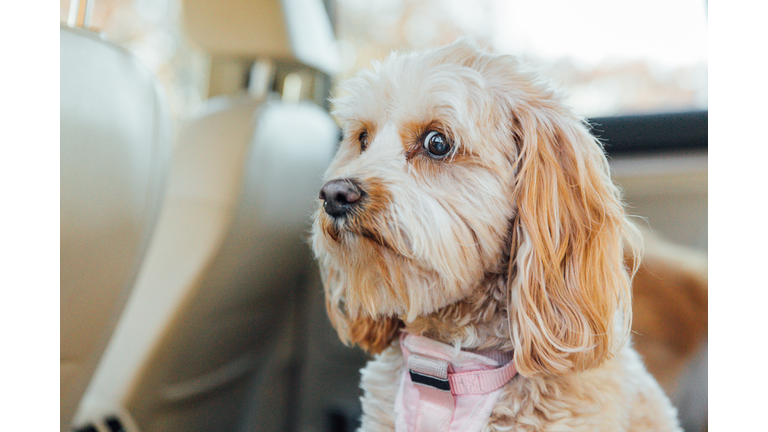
xmin=311 ymin=40 xmax=681 ymax=431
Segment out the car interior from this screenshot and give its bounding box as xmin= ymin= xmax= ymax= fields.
xmin=60 ymin=0 xmax=708 ymax=431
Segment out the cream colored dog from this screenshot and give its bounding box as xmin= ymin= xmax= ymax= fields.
xmin=312 ymin=41 xmax=681 ymax=431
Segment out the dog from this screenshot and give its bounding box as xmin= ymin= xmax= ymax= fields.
xmin=311 ymin=41 xmax=681 ymax=431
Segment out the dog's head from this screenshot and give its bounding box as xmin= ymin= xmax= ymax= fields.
xmin=311 ymin=41 xmax=641 ymax=376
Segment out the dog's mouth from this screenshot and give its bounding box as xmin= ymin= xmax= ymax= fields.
xmin=357 ymin=227 xmax=395 ymax=251
xmin=320 ymin=208 xmax=404 ymax=254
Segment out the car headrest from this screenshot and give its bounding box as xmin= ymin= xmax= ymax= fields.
xmin=183 ymin=0 xmax=340 ymax=75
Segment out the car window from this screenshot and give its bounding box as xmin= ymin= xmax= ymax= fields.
xmin=334 ymin=0 xmax=708 ymax=117
xmin=61 ymin=0 xmax=707 ymax=119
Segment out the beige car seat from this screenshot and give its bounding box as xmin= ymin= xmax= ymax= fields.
xmin=60 ymin=24 xmax=172 ymax=431
xmin=74 ymin=1 xmax=339 ymax=431
xmin=78 ymin=96 xmax=337 ymax=432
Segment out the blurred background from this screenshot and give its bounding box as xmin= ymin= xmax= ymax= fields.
xmin=59 ymin=0 xmax=708 ymax=121
xmin=60 ymin=1 xmax=707 ymax=432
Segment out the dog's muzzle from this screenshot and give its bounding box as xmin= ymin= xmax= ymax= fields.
xmin=319 ymin=178 xmax=363 ymax=218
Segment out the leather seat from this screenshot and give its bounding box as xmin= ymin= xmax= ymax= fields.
xmin=60 ymin=24 xmax=172 ymax=431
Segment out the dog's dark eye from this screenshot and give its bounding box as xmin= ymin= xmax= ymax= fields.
xmin=423 ymin=131 xmax=451 ymax=157
xmin=359 ymin=131 xmax=369 ymax=151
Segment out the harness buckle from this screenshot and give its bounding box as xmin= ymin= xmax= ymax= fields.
xmin=408 ymin=353 xmax=451 ymax=392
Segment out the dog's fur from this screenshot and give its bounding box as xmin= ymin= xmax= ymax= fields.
xmin=312 ymin=41 xmax=681 ymax=431
xmin=629 ymin=232 xmax=707 ymax=419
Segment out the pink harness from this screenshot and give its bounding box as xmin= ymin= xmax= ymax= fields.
xmin=394 ymin=333 xmax=518 ymax=432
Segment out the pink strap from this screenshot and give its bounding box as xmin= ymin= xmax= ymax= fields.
xmin=448 ymin=360 xmax=517 ymax=395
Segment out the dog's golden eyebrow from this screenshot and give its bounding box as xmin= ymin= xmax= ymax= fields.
xmin=400 ymin=119 xmax=446 ymax=140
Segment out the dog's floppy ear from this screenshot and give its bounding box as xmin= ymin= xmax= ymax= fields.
xmin=321 ymin=264 xmax=402 ymax=355
xmin=504 ymin=100 xmax=642 ymax=377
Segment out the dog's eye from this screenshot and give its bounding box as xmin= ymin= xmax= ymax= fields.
xmin=359 ymin=131 xmax=369 ymax=151
xmin=423 ymin=131 xmax=451 ymax=157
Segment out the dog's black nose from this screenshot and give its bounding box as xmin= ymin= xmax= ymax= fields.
xmin=319 ymin=179 xmax=363 ymax=218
